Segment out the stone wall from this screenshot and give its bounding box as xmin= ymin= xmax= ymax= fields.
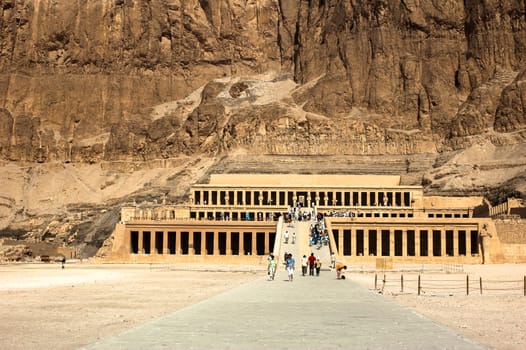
xmin=494 ymin=220 xmax=526 ymax=263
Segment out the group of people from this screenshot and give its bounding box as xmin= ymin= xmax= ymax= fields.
xmin=268 ymin=252 xmax=296 ymax=281
xmin=301 ymin=253 xmax=322 ymax=276
xmin=283 ymin=230 xmax=296 ymax=244
xmin=309 ymin=219 xmax=328 ymax=247
xmin=268 ymin=251 xmax=347 ymax=281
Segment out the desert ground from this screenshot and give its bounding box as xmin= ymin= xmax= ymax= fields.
xmin=0 ymin=262 xmax=524 ymax=350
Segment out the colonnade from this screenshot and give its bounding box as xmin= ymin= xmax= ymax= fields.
xmin=332 ymin=227 xmax=480 ymax=258
xmin=192 ymin=188 xmax=413 ymax=207
xmin=128 ymin=228 xmax=276 ymax=257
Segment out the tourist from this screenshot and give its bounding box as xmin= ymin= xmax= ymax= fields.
xmin=284 ymin=230 xmax=289 ymax=244
xmin=301 ymin=255 xmax=308 ymax=276
xmin=330 ymin=252 xmax=336 ymax=269
xmin=308 ymin=253 xmax=316 ymax=276
xmin=335 ymin=262 xmax=347 ymax=279
xmin=61 ymin=256 xmax=66 ymax=270
xmin=286 ymin=253 xmax=295 ymax=282
xmin=291 ymin=231 xmax=296 ymax=244
xmin=315 ymin=258 xmax=322 ymax=276
xmin=267 ymin=254 xmax=276 ymax=281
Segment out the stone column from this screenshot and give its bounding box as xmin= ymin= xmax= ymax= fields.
xmin=324 ymin=192 xmax=328 ymax=206
xmin=226 ymin=231 xmax=232 ymax=255
xmin=239 ymin=232 xmax=245 ymax=255
xmin=364 ymin=229 xmax=369 ymax=256
xmin=427 ymin=230 xmax=433 ymax=257
xmin=338 ymin=230 xmax=344 ymax=256
xmin=201 ymin=233 xmax=207 ymax=255
xmin=389 ymin=229 xmax=395 ymax=256
xmin=150 ymin=232 xmax=156 ymax=254
xmin=315 ymin=192 xmax=320 ymax=207
xmin=264 ymin=231 xmax=270 ymax=255
xmin=242 ymin=190 xmax=246 ymax=205
xmin=466 ymin=231 xmax=472 ymax=257
xmin=402 ymin=229 xmax=408 ymax=256
xmin=375 ymin=229 xmax=380 ymax=256
xmin=351 ymin=230 xmax=358 ymax=256
xmin=163 ymin=231 xmax=168 ymax=254
xmin=213 ymin=231 xmax=219 ymax=255
xmin=358 ymin=192 xmax=362 ymax=206
xmin=175 ymin=231 xmax=181 ymax=255
xmin=251 ymin=232 xmax=257 ymax=255
xmin=453 ymin=230 xmax=459 ymax=256
xmin=440 ymin=230 xmax=446 ymax=257
xmin=415 ymin=230 xmax=421 ymax=257
xmin=138 ymin=231 xmax=144 ymax=254
xmin=188 ymin=231 xmax=195 ymax=255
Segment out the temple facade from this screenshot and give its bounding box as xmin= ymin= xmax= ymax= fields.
xmin=103 ymin=174 xmax=526 ymax=264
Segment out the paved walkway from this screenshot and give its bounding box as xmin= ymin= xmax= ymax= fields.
xmin=84 ymin=267 xmax=486 ymax=350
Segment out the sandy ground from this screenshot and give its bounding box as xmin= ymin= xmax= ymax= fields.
xmin=0 ymin=263 xmax=260 ymax=350
xmin=349 ymin=264 xmax=526 ymax=350
xmin=0 ymin=263 xmax=525 ymax=350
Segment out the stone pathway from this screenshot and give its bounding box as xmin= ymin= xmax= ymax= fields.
xmin=83 ymin=266 xmax=486 ymax=350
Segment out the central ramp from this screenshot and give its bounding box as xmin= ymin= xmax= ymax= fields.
xmin=84 ymin=270 xmax=485 ymax=350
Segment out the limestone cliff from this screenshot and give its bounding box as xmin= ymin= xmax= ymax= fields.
xmin=0 ymin=0 xmax=525 ymax=162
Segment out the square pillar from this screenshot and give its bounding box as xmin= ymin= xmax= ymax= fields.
xmin=264 ymin=231 xmax=270 ymax=255
xmin=150 ymin=232 xmax=156 ymax=254
xmin=440 ymin=230 xmax=446 ymax=257
xmin=364 ymin=229 xmax=369 ymax=256
xmin=415 ymin=230 xmax=421 ymax=257
xmin=226 ymin=231 xmax=232 ymax=255
xmin=201 ymin=233 xmax=207 ymax=255
xmin=239 ymin=231 xmax=245 ymax=255
xmin=389 ymin=229 xmax=395 ymax=256
xmin=188 ymin=232 xmax=195 ymax=255
xmin=402 ymin=230 xmax=407 ymax=256
xmin=453 ymin=230 xmax=459 ymax=256
xmin=466 ymin=230 xmax=472 ymax=256
xmin=427 ymin=229 xmax=435 ymax=256
xmin=163 ymin=231 xmax=168 ymax=254
xmin=375 ymin=229 xmax=380 ymax=256
xmin=138 ymin=231 xmax=144 ymax=254
xmin=251 ymin=232 xmax=257 ymax=255
xmin=351 ymin=229 xmax=358 ymax=256
xmin=175 ymin=231 xmax=181 ymax=255
xmin=338 ymin=230 xmax=344 ymax=256
xmin=213 ymin=231 xmax=219 ymax=255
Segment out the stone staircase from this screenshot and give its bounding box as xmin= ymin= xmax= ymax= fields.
xmin=277 ymin=219 xmax=332 ymax=272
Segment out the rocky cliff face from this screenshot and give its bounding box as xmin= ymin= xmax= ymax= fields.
xmin=0 ymin=0 xmax=525 ymax=162
xmin=0 ymin=0 xmax=525 ymax=257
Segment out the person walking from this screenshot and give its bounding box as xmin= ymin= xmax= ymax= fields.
xmin=286 ymin=253 xmax=295 ymax=282
xmin=268 ymin=254 xmax=277 ymax=281
xmin=308 ymin=253 xmax=316 ymax=276
xmin=284 ymin=230 xmax=289 ymax=244
xmin=315 ymin=258 xmax=322 ymax=276
xmin=330 ymin=252 xmax=336 ymax=269
xmin=301 ymin=255 xmax=308 ymax=276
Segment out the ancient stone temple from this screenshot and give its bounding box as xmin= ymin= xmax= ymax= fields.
xmin=103 ymin=174 xmax=526 ymax=264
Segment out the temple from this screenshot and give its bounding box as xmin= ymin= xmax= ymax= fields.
xmin=103 ymin=174 xmax=526 ymax=264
